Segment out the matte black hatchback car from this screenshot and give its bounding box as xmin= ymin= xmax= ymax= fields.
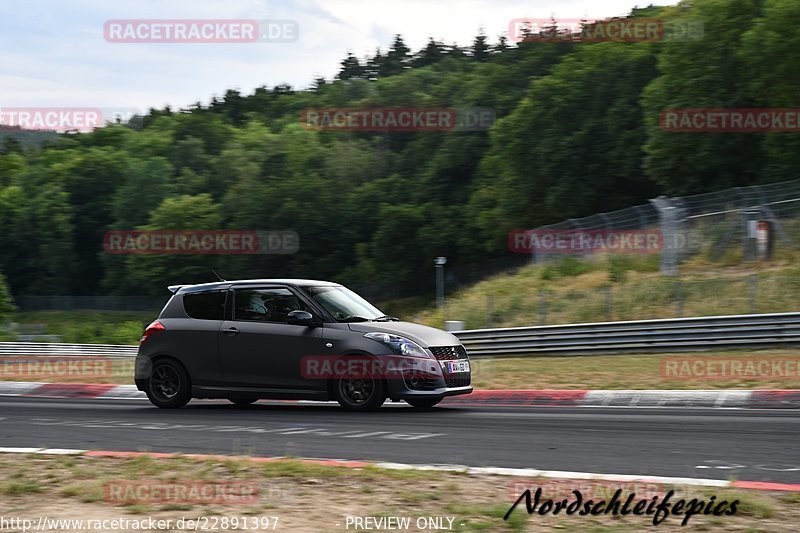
xmin=135 ymin=279 xmax=472 ymax=410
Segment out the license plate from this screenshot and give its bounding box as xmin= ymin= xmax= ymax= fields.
xmin=445 ymin=361 xmax=470 ymax=373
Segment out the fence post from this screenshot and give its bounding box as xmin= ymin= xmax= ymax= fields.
xmin=650 ymin=196 xmax=680 ymax=276
xmin=605 ymin=285 xmax=612 ymax=321
xmin=749 ymin=275 xmax=757 ymax=313
xmin=675 ymin=280 xmax=683 ymax=317
xmin=486 ymin=294 xmax=493 ymax=327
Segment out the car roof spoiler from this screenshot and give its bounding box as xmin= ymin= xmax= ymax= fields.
xmin=167 ymin=285 xmax=185 ymax=294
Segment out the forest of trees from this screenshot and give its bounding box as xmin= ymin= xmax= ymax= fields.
xmin=0 ymin=0 xmax=798 ymax=300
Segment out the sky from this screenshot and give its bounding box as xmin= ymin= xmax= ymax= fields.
xmin=1 ymin=0 xmax=677 ymax=114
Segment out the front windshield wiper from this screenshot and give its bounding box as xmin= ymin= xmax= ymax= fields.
xmin=372 ymin=315 xmax=400 ymax=322
xmin=340 ymin=315 xmax=370 ymax=322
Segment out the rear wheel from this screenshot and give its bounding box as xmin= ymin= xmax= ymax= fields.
xmin=145 ymin=359 xmax=191 ymax=409
xmin=228 ymin=398 xmax=258 ymax=406
xmin=406 ymin=398 xmax=442 ymax=409
xmin=334 ymin=373 xmax=386 ymax=411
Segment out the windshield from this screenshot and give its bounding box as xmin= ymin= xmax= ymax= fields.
xmin=304 ymin=286 xmax=384 ymax=321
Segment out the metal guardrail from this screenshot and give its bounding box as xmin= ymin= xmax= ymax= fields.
xmin=0 ymin=343 xmax=138 ymax=359
xmin=454 ymin=312 xmax=800 ymax=357
xmin=0 ymin=312 xmax=799 ymax=359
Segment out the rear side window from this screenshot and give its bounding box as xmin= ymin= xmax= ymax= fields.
xmin=183 ymin=290 xmax=226 ymax=320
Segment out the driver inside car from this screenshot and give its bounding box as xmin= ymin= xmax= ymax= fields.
xmin=246 ymin=292 xmax=269 ymax=319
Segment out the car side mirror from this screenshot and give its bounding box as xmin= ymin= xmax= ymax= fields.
xmin=287 ymin=310 xmax=319 ymax=327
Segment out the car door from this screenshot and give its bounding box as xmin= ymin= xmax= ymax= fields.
xmin=174 ymin=288 xmax=228 ymax=385
xmin=219 ymin=286 xmax=324 ymax=390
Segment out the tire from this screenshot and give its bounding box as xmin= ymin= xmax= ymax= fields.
xmin=145 ymin=358 xmax=191 ymax=409
xmin=406 ymin=398 xmax=442 ymax=409
xmin=228 ymin=398 xmax=258 ymax=406
xmin=334 ymin=372 xmax=387 ymax=411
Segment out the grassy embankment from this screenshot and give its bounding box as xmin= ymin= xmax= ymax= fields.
xmin=1 ymin=453 xmax=797 ymax=532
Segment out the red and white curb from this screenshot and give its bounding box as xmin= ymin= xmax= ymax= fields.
xmin=448 ymin=389 xmax=800 ymax=408
xmin=0 ymin=382 xmax=141 ymax=399
xmin=0 ymin=447 xmax=798 ymax=493
xmin=0 ymin=382 xmax=798 ymax=408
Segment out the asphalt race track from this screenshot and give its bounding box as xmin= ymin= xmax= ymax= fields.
xmin=1 ymin=397 xmax=798 ymax=484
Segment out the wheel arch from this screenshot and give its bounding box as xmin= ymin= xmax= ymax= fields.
xmin=324 ymin=351 xmax=388 ymax=399
xmin=148 ymin=354 xmax=193 ymax=389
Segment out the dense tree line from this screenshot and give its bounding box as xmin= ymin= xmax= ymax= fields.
xmin=0 ymin=0 xmax=797 ymax=299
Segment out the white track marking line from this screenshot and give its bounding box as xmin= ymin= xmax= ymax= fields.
xmin=372 ymin=462 xmax=732 ymax=487
xmin=0 ymin=448 xmax=784 ymax=490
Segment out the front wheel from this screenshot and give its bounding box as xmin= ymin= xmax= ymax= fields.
xmin=145 ymin=359 xmax=191 ymax=409
xmin=334 ymin=373 xmax=386 ymax=411
xmin=406 ymin=398 xmax=442 ymax=409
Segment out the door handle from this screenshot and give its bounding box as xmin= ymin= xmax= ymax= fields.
xmin=223 ymin=327 xmax=240 ymax=336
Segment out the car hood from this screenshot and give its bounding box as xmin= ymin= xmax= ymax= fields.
xmin=347 ymin=321 xmax=461 ymax=348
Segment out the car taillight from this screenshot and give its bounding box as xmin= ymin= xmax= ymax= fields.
xmin=140 ymin=320 xmax=165 ymax=345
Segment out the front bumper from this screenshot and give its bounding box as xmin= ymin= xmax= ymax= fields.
xmin=391 ymin=385 xmax=473 ymax=401
xmin=385 ymin=353 xmax=472 ymax=400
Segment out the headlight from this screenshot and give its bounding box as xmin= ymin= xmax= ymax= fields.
xmin=363 ymin=332 xmax=431 ymax=358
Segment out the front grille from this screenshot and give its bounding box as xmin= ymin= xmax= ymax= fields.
xmin=429 ymin=345 xmax=468 ymax=360
xmin=444 ymin=374 xmax=471 ymax=388
xmin=430 ymin=345 xmax=470 ymax=388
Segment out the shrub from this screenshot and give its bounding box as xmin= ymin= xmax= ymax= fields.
xmin=0 ymin=271 xmax=15 ymax=324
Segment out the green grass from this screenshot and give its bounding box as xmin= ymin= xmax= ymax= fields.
xmin=0 ymin=479 xmax=42 ymax=495
xmin=729 ymin=491 xmax=776 ymax=519
xmin=258 ymin=460 xmax=348 ymax=479
xmin=11 ymin=310 xmax=152 ymax=344
xmin=470 ymin=350 xmax=800 ymax=390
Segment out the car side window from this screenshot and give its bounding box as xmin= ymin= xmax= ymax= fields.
xmin=233 ymin=288 xmax=310 ymax=323
xmin=183 ymin=290 xmax=226 ymax=320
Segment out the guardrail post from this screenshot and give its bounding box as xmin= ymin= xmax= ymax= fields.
xmin=676 ymin=280 xmax=683 ymax=317
xmin=486 ymin=294 xmax=493 ymax=327
xmin=749 ymin=275 xmax=757 ymax=313
xmin=605 ymin=285 xmax=612 ymax=321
